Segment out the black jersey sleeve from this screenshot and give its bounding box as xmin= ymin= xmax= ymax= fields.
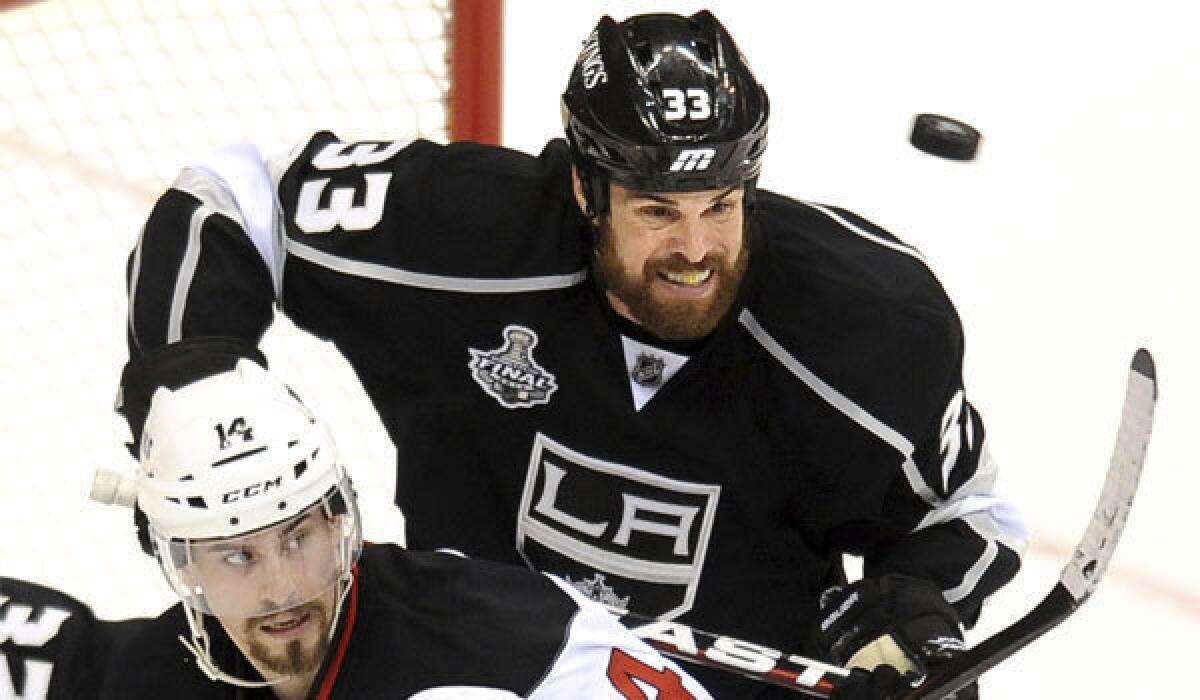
xmin=124 ymin=134 xmax=586 ymax=429
xmin=748 ymin=196 xmax=1027 ymax=627
xmin=820 ymin=206 xmax=1026 ymax=626
xmin=863 ymin=341 xmax=1026 ymax=627
xmin=126 ymin=142 xmax=282 ymax=356
xmin=0 ymin=577 xmax=148 ymax=700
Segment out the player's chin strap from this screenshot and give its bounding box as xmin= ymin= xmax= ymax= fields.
xmin=177 ymin=605 xmax=281 ymax=689
xmin=176 ymin=568 xmax=356 ymax=689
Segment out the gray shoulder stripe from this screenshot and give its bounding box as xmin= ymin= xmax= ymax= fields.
xmin=167 ymin=205 xmax=214 ymax=343
xmin=126 ymin=222 xmax=146 ymax=349
xmin=801 ymin=201 xmax=925 ymax=262
xmin=287 ymin=239 xmax=588 ymax=293
xmin=739 ymin=309 xmax=940 ymax=505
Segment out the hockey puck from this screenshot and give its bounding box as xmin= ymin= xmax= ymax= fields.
xmin=909 ymin=113 xmax=981 ymax=161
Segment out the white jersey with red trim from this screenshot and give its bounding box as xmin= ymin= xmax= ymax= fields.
xmin=96 ymin=545 xmax=712 ymax=699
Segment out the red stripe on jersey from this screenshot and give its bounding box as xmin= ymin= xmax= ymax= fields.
xmin=316 ymin=566 xmax=360 ymax=700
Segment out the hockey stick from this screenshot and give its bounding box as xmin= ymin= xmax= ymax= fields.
xmin=901 ymin=347 xmax=1157 ymax=698
xmin=617 ymin=348 xmax=1157 ymax=699
xmin=613 ymin=607 xmax=865 ymax=697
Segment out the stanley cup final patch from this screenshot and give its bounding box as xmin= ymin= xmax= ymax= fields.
xmin=468 ymin=325 xmax=558 ymax=409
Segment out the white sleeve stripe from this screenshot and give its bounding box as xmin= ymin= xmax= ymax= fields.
xmin=287 ymin=238 xmax=588 ymax=294
xmin=961 ymin=508 xmax=1029 ymax=559
xmin=800 ymin=201 xmax=926 ymax=262
xmin=174 ymin=158 xmax=283 ymax=297
xmin=916 ymin=445 xmax=1028 ymax=551
xmin=167 ymin=205 xmax=213 ymax=343
xmin=742 ymin=310 xmax=1028 ymax=600
xmin=943 ymin=536 xmax=998 ymax=604
xmin=739 ymin=309 xmax=940 ymax=506
xmin=126 ymin=222 xmax=146 ymax=347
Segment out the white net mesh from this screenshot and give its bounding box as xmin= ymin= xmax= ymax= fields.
xmin=0 ymin=0 xmax=470 ymax=619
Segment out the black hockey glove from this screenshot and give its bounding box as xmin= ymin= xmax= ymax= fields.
xmin=830 ymin=664 xmax=909 ymax=700
xmin=813 ymin=574 xmax=978 ymax=700
xmin=117 ymin=337 xmax=267 ymax=555
xmin=118 ymin=336 xmax=267 ymax=453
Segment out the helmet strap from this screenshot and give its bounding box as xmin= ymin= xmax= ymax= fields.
xmin=174 ymin=568 xmax=356 ymax=691
xmin=583 ymin=173 xmax=609 ymax=219
xmin=176 ymin=605 xmax=282 ymax=689
xmin=743 ymin=176 xmax=759 ymax=212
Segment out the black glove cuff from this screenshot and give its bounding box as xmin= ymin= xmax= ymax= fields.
xmin=118 ymin=338 xmax=266 ymax=559
xmin=118 ymin=337 xmax=267 ymax=449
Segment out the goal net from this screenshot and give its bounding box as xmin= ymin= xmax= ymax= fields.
xmin=0 ymin=0 xmax=502 ymax=620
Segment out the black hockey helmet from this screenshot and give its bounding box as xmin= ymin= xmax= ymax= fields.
xmin=562 ymin=11 xmax=769 ymax=216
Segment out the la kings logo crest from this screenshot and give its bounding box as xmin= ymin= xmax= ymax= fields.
xmin=517 ymin=433 xmax=721 ymax=619
xmin=468 ymin=325 xmax=558 ymax=409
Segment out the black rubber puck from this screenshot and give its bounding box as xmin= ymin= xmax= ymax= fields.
xmin=910 ymin=113 xmax=981 ymax=161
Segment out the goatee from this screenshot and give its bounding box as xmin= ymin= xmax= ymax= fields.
xmin=244 ymin=602 xmax=330 ymax=676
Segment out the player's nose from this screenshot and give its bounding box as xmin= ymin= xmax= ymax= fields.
xmin=672 ymin=215 xmax=711 ymax=263
xmin=255 ymin=554 xmax=302 ymax=609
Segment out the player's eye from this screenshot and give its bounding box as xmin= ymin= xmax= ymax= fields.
xmin=221 ymin=547 xmax=255 ymax=568
xmin=639 ymin=205 xmax=678 ymax=220
xmin=283 ymin=527 xmax=312 ymax=553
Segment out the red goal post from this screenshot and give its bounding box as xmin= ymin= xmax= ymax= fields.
xmin=451 ymin=0 xmax=503 ymax=144
xmin=0 ymin=0 xmax=503 ymax=620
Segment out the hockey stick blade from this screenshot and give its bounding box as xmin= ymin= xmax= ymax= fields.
xmin=903 ymin=347 xmax=1157 ymax=699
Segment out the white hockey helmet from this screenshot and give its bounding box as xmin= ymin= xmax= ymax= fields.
xmin=137 ymin=359 xmax=361 ymax=619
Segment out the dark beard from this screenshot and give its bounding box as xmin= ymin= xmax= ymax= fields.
xmin=591 ymin=221 xmax=750 ymax=341
xmin=245 ymin=602 xmax=330 ymax=676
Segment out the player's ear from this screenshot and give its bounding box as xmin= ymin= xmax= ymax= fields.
xmin=570 ymin=165 xmax=589 ymax=216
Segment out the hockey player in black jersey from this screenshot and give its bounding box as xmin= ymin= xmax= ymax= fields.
xmin=89 ymin=344 xmax=714 ymax=699
xmin=122 ymin=10 xmax=1028 ymax=699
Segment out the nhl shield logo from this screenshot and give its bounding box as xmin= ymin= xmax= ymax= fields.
xmin=630 ymin=353 xmax=665 ymax=388
xmin=468 ymin=325 xmax=558 ymax=409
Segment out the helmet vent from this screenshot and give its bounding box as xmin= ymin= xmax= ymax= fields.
xmin=293 ymin=459 xmax=308 ymax=479
xmin=186 ymin=496 xmax=207 ymax=509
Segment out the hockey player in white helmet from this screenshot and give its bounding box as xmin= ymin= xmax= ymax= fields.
xmin=134 ymin=356 xmax=359 ymax=695
xmin=97 ymin=342 xmax=716 ymax=700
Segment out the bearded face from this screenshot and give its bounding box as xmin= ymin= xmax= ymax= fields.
xmin=237 ymin=596 xmax=333 ymax=677
xmin=588 ymin=182 xmax=750 ymax=341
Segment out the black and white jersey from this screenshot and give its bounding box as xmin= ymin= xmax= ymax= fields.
xmin=96 ymin=545 xmax=711 ymax=699
xmin=0 ymin=577 xmax=147 ymax=700
xmin=126 ymin=134 xmax=1028 ymax=698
